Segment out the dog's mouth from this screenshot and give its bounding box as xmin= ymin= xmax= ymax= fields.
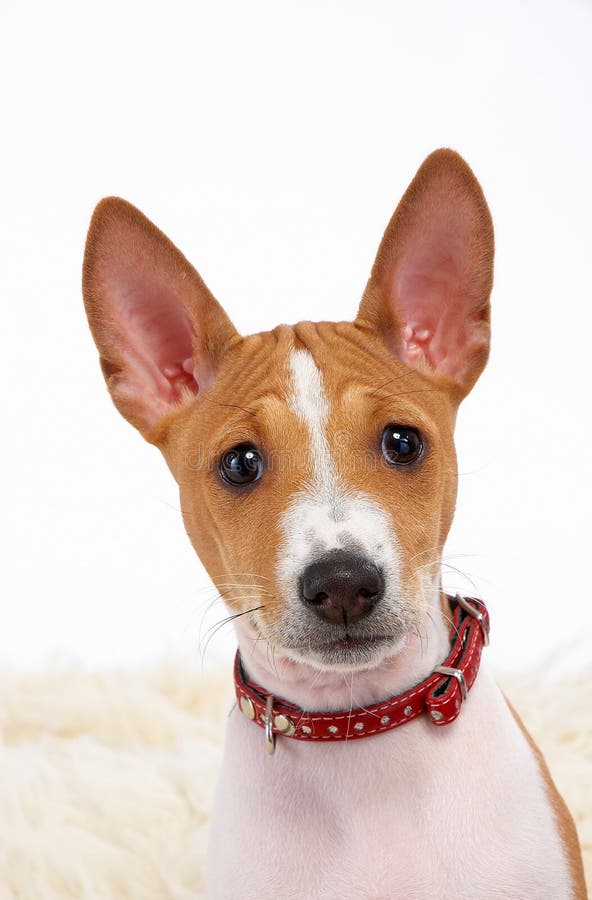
xmin=320 ymin=633 xmax=388 ymax=650
xmin=283 ymin=630 xmax=406 ymax=671
xmin=248 ymin=591 xmax=411 ymax=671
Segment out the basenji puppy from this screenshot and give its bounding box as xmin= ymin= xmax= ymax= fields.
xmin=82 ymin=149 xmax=586 ymax=899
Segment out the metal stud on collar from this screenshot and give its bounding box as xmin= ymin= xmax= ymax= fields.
xmin=274 ymin=713 xmax=296 ymax=736
xmin=239 ymin=695 xmax=256 ymax=720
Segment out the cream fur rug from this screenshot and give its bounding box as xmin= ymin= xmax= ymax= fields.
xmin=0 ymin=658 xmax=590 ymax=899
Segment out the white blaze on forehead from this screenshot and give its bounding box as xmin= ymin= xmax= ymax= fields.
xmin=280 ymin=349 xmax=402 ymax=599
xmin=287 ymin=349 xmax=338 ymax=496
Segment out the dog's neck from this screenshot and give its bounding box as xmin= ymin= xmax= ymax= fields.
xmin=234 ymin=588 xmax=451 ymax=713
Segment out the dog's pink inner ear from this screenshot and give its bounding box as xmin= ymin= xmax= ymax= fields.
xmin=114 ymin=276 xmax=202 ymax=403
xmin=359 ymin=149 xmax=494 ymax=395
xmin=93 ymin=258 xmax=213 ymax=431
xmin=394 ymin=229 xmax=490 ymax=384
xmin=84 ymin=197 xmax=237 ymax=436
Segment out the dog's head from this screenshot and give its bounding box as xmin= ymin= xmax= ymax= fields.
xmin=83 ymin=149 xmax=493 ymax=672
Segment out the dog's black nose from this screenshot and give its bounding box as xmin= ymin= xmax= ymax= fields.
xmin=300 ymin=550 xmax=385 ymax=625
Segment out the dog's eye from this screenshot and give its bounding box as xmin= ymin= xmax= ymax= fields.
xmin=381 ymin=425 xmax=423 ymax=466
xmin=219 ymin=444 xmax=264 ymax=485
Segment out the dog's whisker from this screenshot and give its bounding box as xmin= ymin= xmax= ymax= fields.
xmin=424 ymin=606 xmax=461 ymax=644
xmin=210 ymin=572 xmax=271 ymax=583
xmin=198 ymin=595 xmax=266 ymax=652
xmin=414 ymin=622 xmax=427 ymax=658
xmin=211 ymin=586 xmax=274 ymax=597
xmin=347 ymin=670 xmax=355 ymax=734
xmin=197 ymin=591 xmax=263 ymax=645
xmin=373 ymin=387 xmax=441 ymax=402
xmin=270 ymin=642 xmax=281 ymax=680
xmin=199 ymin=604 xmax=266 ymax=665
xmin=368 ymin=368 xmax=419 ymax=398
xmin=440 ymin=561 xmax=482 ymax=598
xmin=283 ymin=663 xmax=327 ymax=734
xmin=407 ymin=543 xmax=445 ymax=566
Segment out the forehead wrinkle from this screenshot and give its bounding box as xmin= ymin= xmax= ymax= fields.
xmin=205 ymin=391 xmax=288 ymax=451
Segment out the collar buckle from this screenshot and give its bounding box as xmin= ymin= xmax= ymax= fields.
xmin=433 ymin=664 xmax=468 ymax=702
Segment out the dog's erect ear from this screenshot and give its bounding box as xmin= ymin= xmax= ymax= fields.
xmin=82 ymin=198 xmax=238 ymax=440
xmin=356 ymin=149 xmax=494 ymax=396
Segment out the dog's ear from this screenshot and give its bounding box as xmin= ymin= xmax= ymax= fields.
xmin=356 ymin=149 xmax=494 ymax=397
xmin=82 ymin=198 xmax=238 ymax=440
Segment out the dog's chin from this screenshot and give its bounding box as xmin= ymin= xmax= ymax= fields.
xmin=282 ymin=633 xmax=407 ymax=673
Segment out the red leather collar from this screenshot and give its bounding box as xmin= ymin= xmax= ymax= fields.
xmin=234 ymin=595 xmax=489 ymax=752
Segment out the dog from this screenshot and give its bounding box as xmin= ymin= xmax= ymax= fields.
xmin=82 ymin=149 xmax=586 ymax=899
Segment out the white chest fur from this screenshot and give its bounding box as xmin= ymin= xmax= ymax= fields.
xmin=205 ymin=665 xmax=572 ymax=900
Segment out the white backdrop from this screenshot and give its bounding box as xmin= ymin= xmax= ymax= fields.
xmin=2 ymin=0 xmax=591 ymax=674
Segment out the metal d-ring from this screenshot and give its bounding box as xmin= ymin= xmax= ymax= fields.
xmin=455 ymin=594 xmax=490 ymax=646
xmin=265 ymin=694 xmax=276 ymax=755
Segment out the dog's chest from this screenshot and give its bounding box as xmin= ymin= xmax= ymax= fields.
xmin=205 ymin=670 xmax=573 ymax=900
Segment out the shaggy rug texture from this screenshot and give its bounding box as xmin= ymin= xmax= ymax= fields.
xmin=0 ymin=658 xmax=590 ymax=899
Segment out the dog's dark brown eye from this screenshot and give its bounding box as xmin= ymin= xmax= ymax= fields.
xmin=381 ymin=425 xmax=423 ymax=466
xmin=219 ymin=444 xmax=264 ymax=485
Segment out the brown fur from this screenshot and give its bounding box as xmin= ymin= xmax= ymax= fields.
xmin=506 ymin=699 xmax=587 ymax=898
xmin=153 ymin=318 xmax=460 ymax=628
